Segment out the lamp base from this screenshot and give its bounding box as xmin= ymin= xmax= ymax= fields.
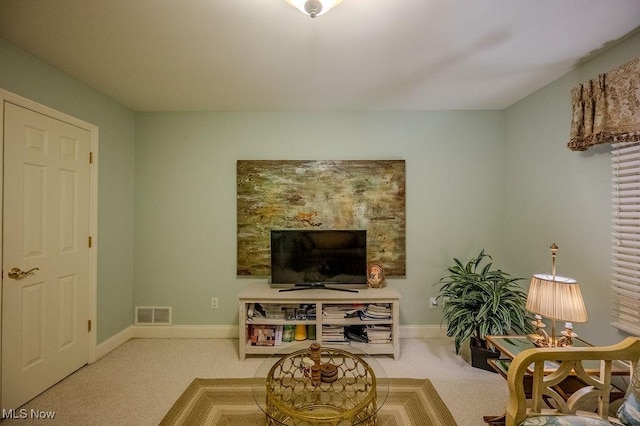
xmin=527 ymin=333 xmax=574 ymax=348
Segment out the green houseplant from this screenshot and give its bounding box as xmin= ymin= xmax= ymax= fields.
xmin=435 ymin=250 xmax=532 ymax=371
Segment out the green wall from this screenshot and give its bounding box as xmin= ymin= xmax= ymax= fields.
xmin=134 ymin=111 xmax=505 ymax=326
xmin=0 ymin=38 xmax=136 ymax=343
xmin=503 ymin=31 xmax=640 ymax=345
xmin=2 ymin=29 xmax=639 ymax=345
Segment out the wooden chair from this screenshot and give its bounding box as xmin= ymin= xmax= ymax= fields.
xmin=505 ymin=337 xmax=640 ymax=426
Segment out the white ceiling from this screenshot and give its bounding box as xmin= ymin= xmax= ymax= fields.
xmin=1 ymin=0 xmax=639 ymax=112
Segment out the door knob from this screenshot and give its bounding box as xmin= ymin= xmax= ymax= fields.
xmin=8 ymin=267 xmax=39 ymax=280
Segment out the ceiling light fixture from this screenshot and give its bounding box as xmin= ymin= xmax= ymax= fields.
xmin=285 ymin=0 xmax=343 ymax=18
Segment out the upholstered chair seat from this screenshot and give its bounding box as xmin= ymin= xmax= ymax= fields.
xmin=521 ymin=414 xmax=619 ymax=425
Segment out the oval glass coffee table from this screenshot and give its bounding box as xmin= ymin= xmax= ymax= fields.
xmin=252 ymin=343 xmax=388 ymax=425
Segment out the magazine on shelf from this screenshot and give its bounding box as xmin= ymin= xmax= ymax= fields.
xmin=322 ymin=324 xmax=347 ymax=342
xmin=323 ymin=304 xmax=365 ymax=319
xmin=359 ymin=304 xmax=392 ymax=320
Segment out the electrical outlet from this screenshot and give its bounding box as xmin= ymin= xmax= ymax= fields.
xmin=429 ymin=297 xmax=438 ymax=309
xmin=211 ymin=297 xmax=219 ymax=309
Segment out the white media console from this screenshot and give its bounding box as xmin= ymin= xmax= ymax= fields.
xmin=238 ymin=283 xmax=401 ymax=360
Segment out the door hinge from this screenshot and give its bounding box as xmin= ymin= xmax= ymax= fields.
xmin=89 ymin=152 xmax=94 ymax=164
xmin=88 ymin=236 xmax=93 ymax=248
xmin=88 ymin=320 xmax=92 ymax=332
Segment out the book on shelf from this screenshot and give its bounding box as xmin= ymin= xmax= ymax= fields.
xmin=249 ymin=324 xmax=279 ymax=346
xmin=274 ymin=325 xmax=283 ymax=346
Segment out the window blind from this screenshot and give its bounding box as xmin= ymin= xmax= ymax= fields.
xmin=611 ymin=141 xmax=640 ymax=336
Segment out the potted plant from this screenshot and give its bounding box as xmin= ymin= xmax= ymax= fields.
xmin=434 ymin=250 xmax=533 ymax=371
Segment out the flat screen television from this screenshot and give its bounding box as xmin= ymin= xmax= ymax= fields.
xmin=270 ymin=230 xmax=367 ymax=292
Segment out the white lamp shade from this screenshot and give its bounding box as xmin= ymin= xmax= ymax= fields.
xmin=526 ymin=274 xmax=588 ymax=323
xmin=285 ymin=0 xmax=343 ymax=17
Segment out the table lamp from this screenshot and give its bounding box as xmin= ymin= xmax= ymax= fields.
xmin=525 ymin=244 xmax=588 ymax=347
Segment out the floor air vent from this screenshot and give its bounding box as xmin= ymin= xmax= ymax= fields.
xmin=135 ymin=306 xmax=172 ymax=325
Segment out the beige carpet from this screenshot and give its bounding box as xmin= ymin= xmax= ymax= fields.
xmin=160 ymin=377 xmax=457 ymax=425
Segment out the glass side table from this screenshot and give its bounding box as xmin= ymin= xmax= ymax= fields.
xmin=486 ymin=335 xmax=630 ymax=375
xmin=252 ymin=343 xmax=388 ymax=425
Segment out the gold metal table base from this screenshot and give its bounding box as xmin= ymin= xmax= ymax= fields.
xmin=265 ymin=346 xmax=378 ymax=425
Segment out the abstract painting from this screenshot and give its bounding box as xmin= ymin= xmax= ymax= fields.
xmin=237 ymin=160 xmax=406 ymax=277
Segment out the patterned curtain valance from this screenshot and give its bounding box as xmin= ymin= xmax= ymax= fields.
xmin=568 ymin=56 xmax=640 ymax=151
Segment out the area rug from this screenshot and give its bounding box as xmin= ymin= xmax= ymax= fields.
xmin=160 ymin=378 xmax=457 ymax=425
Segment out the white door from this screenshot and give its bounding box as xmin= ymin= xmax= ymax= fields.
xmin=2 ymin=102 xmax=91 ymax=409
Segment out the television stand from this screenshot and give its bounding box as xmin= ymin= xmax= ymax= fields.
xmin=279 ymin=283 xmax=359 ymax=293
xmin=238 ymin=283 xmax=401 ymax=360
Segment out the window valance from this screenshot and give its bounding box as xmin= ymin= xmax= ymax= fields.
xmin=568 ymin=56 xmax=640 ymax=151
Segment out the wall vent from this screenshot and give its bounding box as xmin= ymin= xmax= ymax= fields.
xmin=135 ymin=306 xmax=172 ymax=325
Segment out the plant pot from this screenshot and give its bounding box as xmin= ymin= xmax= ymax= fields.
xmin=470 ymin=338 xmax=499 ymax=373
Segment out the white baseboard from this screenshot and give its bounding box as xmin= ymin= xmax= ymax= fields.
xmin=95 ymin=325 xmax=134 ymax=361
xmin=92 ymin=324 xmax=448 ymax=361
